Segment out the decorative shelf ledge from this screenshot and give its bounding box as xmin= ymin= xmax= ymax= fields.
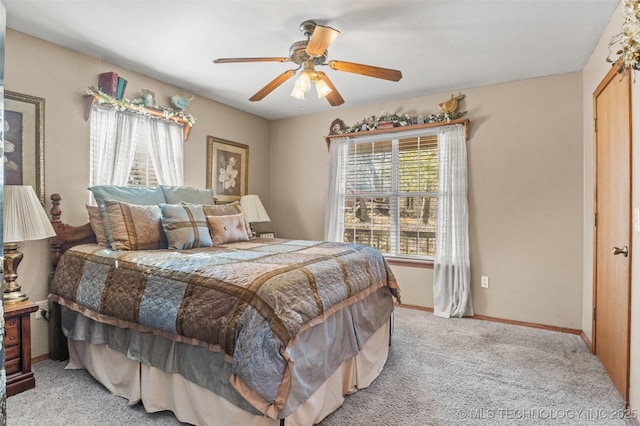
xmin=83 ymin=87 xmax=195 ymax=141
xmin=325 ymin=117 xmax=470 ymax=148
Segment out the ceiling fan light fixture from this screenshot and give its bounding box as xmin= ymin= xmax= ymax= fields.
xmin=314 ymin=78 xmax=332 ymax=98
xmin=290 ymin=72 xmax=311 ymax=99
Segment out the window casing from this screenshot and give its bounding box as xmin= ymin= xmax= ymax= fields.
xmin=341 ymin=132 xmax=438 ymax=259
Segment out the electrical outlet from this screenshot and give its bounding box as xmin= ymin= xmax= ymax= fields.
xmin=480 ymin=276 xmax=489 ymax=288
xmin=35 ymin=300 xmax=48 ymax=320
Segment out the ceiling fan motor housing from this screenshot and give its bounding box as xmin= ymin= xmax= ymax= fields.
xmin=289 ymin=40 xmax=327 ymax=65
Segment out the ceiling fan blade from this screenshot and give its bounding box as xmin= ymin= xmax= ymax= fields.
xmin=316 ymin=71 xmax=344 ymax=106
xmin=306 ymin=25 xmax=340 ymax=57
xmin=249 ymin=69 xmax=297 ymax=102
xmin=213 ymin=57 xmax=291 ymax=63
xmin=328 ymin=60 xmax=402 ymax=82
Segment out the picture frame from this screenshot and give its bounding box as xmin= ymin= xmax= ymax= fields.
xmin=258 ymin=232 xmax=276 ymax=238
xmin=206 ymin=136 xmax=249 ymax=203
xmin=4 ymin=91 xmax=45 ymax=204
xmin=329 ymin=118 xmax=345 ymax=135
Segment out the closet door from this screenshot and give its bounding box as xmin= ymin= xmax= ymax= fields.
xmin=593 ymin=62 xmax=632 ymax=401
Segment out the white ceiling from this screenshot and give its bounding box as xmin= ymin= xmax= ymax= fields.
xmin=4 ymin=1 xmax=619 ymax=120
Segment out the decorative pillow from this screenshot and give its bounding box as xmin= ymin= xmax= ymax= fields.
xmin=206 ymin=214 xmax=250 ymax=246
xmin=88 ymin=185 xmax=166 ymax=208
xmin=86 ymin=205 xmax=108 ymax=246
xmin=102 ymin=200 xmax=166 ymax=250
xmin=200 ymin=201 xmax=253 ymax=239
xmin=161 ymin=185 xmax=215 ymax=205
xmin=160 ymin=204 xmax=213 ymax=249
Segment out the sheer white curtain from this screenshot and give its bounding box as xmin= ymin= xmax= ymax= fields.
xmin=89 ymin=103 xmax=138 ymax=187
xmin=148 ymin=118 xmax=184 ymax=185
xmin=324 ymin=137 xmax=349 ymax=241
xmin=433 ymin=124 xmax=473 ymax=318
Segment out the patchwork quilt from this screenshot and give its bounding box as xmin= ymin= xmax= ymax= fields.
xmin=49 ymin=238 xmax=399 ymax=417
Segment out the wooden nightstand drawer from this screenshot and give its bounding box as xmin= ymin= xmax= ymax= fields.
xmin=5 ymin=357 xmax=20 ymax=375
xmin=4 ymin=318 xmax=19 ymax=346
xmin=4 ymin=301 xmax=38 ymax=397
xmin=5 ymin=344 xmax=20 ymax=361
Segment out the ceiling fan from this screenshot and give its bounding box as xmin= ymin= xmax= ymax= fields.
xmin=213 ymin=20 xmax=403 ymax=106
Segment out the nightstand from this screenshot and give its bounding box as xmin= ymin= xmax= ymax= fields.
xmin=4 ymin=301 xmax=38 ymax=396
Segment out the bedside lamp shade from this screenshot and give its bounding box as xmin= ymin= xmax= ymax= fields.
xmin=3 ymin=185 xmax=57 ymax=303
xmin=240 ymin=195 xmax=270 ymax=237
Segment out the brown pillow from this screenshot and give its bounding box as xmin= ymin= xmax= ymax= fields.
xmin=86 ymin=205 xmax=108 ymax=246
xmin=197 ymin=201 xmax=253 ymax=240
xmin=206 ymin=214 xmax=250 ymax=245
xmin=102 ymin=200 xmax=166 ymax=250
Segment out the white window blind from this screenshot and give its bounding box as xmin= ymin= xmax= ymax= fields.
xmin=342 ymin=132 xmax=439 ymax=258
xmin=127 ymin=119 xmax=159 ymax=187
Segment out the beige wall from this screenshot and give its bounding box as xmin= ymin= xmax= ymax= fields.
xmin=270 ymin=73 xmax=584 ymax=328
xmin=583 ymin=1 xmax=639 ymax=413
xmin=5 ymin=29 xmax=271 ymax=358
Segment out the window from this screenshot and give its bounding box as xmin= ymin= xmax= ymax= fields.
xmin=127 ymin=122 xmax=158 ymax=187
xmin=89 ymin=103 xmax=183 ymax=190
xmin=338 ymin=131 xmax=439 ymax=259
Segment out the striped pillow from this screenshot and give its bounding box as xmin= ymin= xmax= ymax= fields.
xmin=102 ymin=200 xmax=166 ymax=250
xmin=160 ymin=204 xmax=213 ymax=249
xmin=86 ymin=205 xmax=108 ymax=246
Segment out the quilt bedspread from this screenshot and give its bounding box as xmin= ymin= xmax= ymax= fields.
xmin=49 ymin=238 xmax=399 ymax=418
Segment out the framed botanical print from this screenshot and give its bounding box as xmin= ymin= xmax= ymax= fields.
xmin=4 ymin=91 xmax=45 ymax=204
xmin=206 ymin=136 xmax=248 ymax=203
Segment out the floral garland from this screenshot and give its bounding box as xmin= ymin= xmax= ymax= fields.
xmin=609 ymin=0 xmax=640 ymax=70
xmin=86 ymin=86 xmax=196 ymax=126
xmin=338 ymin=111 xmax=458 ymax=134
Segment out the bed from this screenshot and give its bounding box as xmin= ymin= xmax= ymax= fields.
xmin=47 ymin=186 xmax=400 ymax=426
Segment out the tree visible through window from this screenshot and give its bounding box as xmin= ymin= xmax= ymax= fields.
xmin=342 ymin=135 xmax=438 ymax=258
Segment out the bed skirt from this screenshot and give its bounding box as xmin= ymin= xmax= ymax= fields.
xmin=66 ymin=319 xmax=390 ymax=426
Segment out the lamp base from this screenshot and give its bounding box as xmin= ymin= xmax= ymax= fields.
xmin=4 ymin=242 xmax=29 ymax=304
xmin=3 ymin=289 xmax=29 ymax=304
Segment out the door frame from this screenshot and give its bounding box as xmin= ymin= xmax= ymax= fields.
xmin=592 ymin=61 xmax=632 ymax=401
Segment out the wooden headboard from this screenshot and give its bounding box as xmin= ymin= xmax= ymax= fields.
xmin=49 ymin=193 xmax=96 ymax=271
xmin=49 ymin=193 xmax=96 ymax=361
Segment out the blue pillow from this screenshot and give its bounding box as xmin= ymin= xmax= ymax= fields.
xmin=161 ymin=185 xmax=215 ymax=204
xmin=160 ymin=203 xmax=213 ymax=249
xmin=88 ymin=185 xmax=166 ymax=207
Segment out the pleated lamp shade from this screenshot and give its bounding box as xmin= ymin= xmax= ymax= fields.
xmin=3 ymin=185 xmax=56 ymax=243
xmin=240 ymin=195 xmax=271 ymax=223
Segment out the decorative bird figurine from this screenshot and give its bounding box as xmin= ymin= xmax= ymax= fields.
xmin=171 ymin=94 xmax=194 ymax=111
xmin=438 ymin=94 xmax=465 ymax=115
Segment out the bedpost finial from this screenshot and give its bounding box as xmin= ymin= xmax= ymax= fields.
xmin=51 ymin=193 xmax=62 ymax=223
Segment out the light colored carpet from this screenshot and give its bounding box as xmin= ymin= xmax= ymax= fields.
xmin=7 ymin=307 xmax=631 ymax=425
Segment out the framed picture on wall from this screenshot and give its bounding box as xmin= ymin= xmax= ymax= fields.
xmin=4 ymin=91 xmax=45 ymax=204
xmin=206 ymin=136 xmax=249 ymax=203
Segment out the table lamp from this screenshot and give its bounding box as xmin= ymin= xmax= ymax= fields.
xmin=240 ymin=194 xmax=271 ymax=237
xmin=3 ymin=185 xmax=57 ymax=303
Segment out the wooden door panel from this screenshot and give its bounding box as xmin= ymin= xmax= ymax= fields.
xmin=594 ymin=65 xmax=631 ymax=401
